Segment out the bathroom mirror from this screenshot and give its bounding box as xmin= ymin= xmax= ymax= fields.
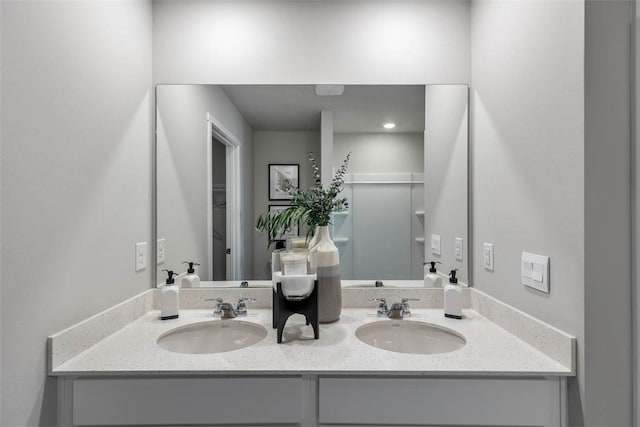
xmin=156 ymin=84 xmax=468 ymax=287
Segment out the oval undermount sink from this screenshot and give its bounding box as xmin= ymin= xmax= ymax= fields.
xmin=355 ymin=320 xmax=466 ymax=355
xmin=157 ymin=320 xmax=268 ymax=354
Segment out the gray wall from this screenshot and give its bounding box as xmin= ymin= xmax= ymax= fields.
xmin=252 ymin=131 xmax=320 ymax=279
xmin=0 ymin=0 xmax=3 ymax=422
xmin=156 ymin=85 xmax=254 ymax=282
xmin=470 ymin=0 xmax=585 ymax=420
xmin=333 ymin=133 xmax=424 ymax=174
xmin=425 ymin=85 xmax=469 ymax=284
xmin=584 ymin=0 xmax=633 ymax=425
xmin=471 ymin=0 xmax=633 ymax=425
xmin=0 ymin=1 xmax=153 ymax=425
xmin=152 ymin=0 xmax=471 ymax=85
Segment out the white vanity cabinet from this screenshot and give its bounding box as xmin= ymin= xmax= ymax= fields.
xmin=58 ymin=374 xmax=567 ymax=427
xmin=318 ymin=376 xmax=566 ymax=426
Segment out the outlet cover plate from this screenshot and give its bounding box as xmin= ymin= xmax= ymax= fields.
xmin=157 ymin=238 xmax=166 ymax=265
xmin=455 ymin=237 xmax=463 ymax=261
xmin=431 ymin=234 xmax=441 ymax=256
xmin=521 ymin=251 xmax=549 ymax=293
xmin=483 ymin=243 xmax=494 ymax=271
xmin=135 ymin=242 xmax=147 ymax=272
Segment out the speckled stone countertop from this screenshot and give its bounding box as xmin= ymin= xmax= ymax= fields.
xmin=50 ymin=307 xmax=573 ymax=377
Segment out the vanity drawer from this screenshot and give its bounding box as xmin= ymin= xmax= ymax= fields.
xmin=73 ymin=376 xmax=304 ymax=425
xmin=318 ymin=376 xmax=561 ymax=426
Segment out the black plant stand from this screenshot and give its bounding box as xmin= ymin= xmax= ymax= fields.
xmin=273 ymin=280 xmax=319 ymax=344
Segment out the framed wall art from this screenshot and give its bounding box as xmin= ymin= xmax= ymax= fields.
xmin=269 ymin=164 xmax=298 ymax=200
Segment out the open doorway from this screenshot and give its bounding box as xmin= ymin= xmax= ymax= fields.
xmin=207 ymin=113 xmax=241 ymax=281
xmin=211 ymin=136 xmax=227 ymax=280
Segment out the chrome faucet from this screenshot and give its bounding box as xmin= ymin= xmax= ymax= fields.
xmin=218 ymin=302 xmax=238 ymax=319
xmin=206 ymin=297 xmax=256 ymax=319
xmin=370 ymin=297 xmax=419 ymax=319
xmin=387 ymin=302 xmax=405 ymax=319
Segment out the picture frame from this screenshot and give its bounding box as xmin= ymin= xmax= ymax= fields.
xmin=268 ymin=205 xmax=299 ymax=239
xmin=269 ymin=164 xmax=299 ymax=200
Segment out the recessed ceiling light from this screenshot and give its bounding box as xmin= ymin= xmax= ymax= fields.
xmin=383 ymin=123 xmax=396 ymax=129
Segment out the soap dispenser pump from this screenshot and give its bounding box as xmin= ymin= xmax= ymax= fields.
xmin=161 ymin=269 xmax=179 ymax=320
xmin=444 ymin=269 xmax=462 ymax=319
xmin=181 ymin=261 xmax=201 ymax=288
xmin=424 ymin=261 xmax=443 ymax=287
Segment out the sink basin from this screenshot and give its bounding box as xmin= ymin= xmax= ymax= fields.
xmin=355 ymin=320 xmax=466 ymax=355
xmin=157 ymin=320 xmax=268 ymax=354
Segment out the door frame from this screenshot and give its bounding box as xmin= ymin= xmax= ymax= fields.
xmin=206 ymin=112 xmax=241 ymax=280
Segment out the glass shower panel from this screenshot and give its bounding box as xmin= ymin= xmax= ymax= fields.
xmin=352 ymin=184 xmax=412 ymax=280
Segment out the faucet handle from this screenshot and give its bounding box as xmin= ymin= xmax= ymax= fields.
xmin=205 ymin=297 xmax=224 ymax=316
xmin=369 ymin=298 xmax=388 ymax=316
xmin=400 ymin=298 xmax=420 ymax=316
xmin=236 ymin=297 xmax=256 ymax=316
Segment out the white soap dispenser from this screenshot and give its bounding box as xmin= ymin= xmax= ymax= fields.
xmin=161 ymin=269 xmax=179 ymax=320
xmin=424 ymin=261 xmax=443 ymax=287
xmin=181 ymin=261 xmax=201 ymax=288
xmin=444 ymin=269 xmax=462 ymax=319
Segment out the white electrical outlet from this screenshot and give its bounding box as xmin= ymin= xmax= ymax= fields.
xmin=431 ymin=234 xmax=441 ymax=256
xmin=455 ymin=237 xmax=463 ymax=261
xmin=135 ymin=242 xmax=147 ymax=272
xmin=157 ymin=238 xmax=166 ymax=265
xmin=483 ymin=243 xmax=494 ymax=271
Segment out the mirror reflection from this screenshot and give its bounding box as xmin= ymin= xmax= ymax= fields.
xmin=156 ymin=84 xmax=467 ymax=288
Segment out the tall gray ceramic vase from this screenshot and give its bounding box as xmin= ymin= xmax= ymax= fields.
xmin=310 ymin=225 xmax=342 ymax=323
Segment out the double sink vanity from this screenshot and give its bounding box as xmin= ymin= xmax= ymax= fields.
xmin=48 ymin=84 xmax=573 ymax=426
xmin=49 ymin=284 xmax=575 ymax=427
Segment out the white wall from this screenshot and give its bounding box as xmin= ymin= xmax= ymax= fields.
xmin=156 ymin=85 xmax=254 ymax=282
xmin=425 ymin=85 xmax=468 ymax=283
xmin=0 ymin=1 xmax=153 ymax=425
xmin=252 ymin=131 xmax=320 ymax=279
xmin=153 ymin=0 xmax=470 ymax=85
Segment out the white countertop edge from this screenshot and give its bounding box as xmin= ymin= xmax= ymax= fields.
xmin=49 ymin=370 xmax=572 ymax=377
xmin=50 ymin=308 xmax=574 ymax=378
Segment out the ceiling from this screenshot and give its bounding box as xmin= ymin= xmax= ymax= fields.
xmin=221 ymin=85 xmax=425 ymax=133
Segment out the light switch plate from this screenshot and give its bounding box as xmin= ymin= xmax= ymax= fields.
xmin=431 ymin=234 xmax=441 ymax=256
xmin=455 ymin=237 xmax=463 ymax=261
xmin=483 ymin=243 xmax=494 ymax=271
xmin=521 ymin=251 xmax=550 ymax=293
xmin=157 ymin=238 xmax=165 ymax=265
xmin=135 ymin=242 xmax=147 ymax=272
